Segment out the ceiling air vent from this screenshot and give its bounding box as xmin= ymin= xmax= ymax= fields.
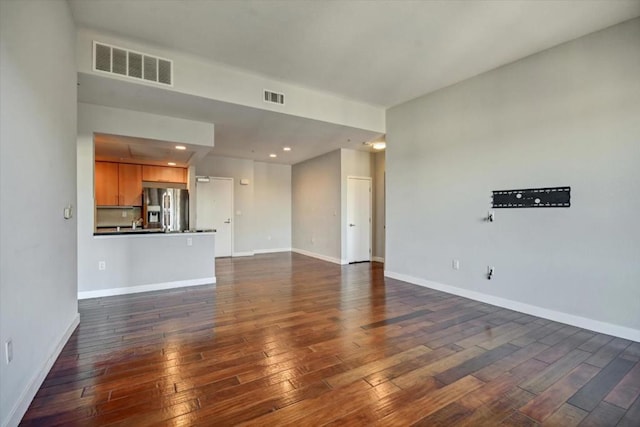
xmin=93 ymin=41 xmax=173 ymax=87
xmin=264 ymin=89 xmax=285 ymax=106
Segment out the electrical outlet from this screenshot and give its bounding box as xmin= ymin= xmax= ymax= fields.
xmin=487 ymin=266 xmax=495 ymax=280
xmin=5 ymin=339 xmax=13 ymax=364
xmin=452 ymin=259 xmax=460 ymax=270
xmin=98 ymin=261 xmax=106 ymax=271
xmin=187 ymin=237 xmax=193 ymax=246
xmin=121 ymin=211 xmax=127 ymax=218
xmin=267 ymin=235 xmax=272 ymax=241
xmin=487 ymin=210 xmax=495 ymax=222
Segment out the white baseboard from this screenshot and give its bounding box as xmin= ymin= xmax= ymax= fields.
xmin=372 ymin=256 xmax=385 ymax=263
xmin=232 ymin=251 xmax=255 ymax=257
xmin=384 ymin=270 xmax=640 ymax=342
xmin=292 ymin=248 xmax=347 ymax=265
xmin=4 ymin=313 xmax=80 ymax=427
xmin=78 ymin=277 xmax=216 ymax=300
xmin=253 ymin=248 xmax=292 ymax=254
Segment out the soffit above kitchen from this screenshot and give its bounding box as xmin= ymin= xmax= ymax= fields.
xmin=94 ymin=133 xmax=199 ymax=167
xmin=79 ymin=73 xmax=383 ymax=165
xmin=70 ymin=0 xmax=640 ymax=108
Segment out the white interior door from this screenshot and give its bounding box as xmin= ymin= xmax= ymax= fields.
xmin=196 ymin=177 xmax=233 ymax=257
xmin=347 ymin=177 xmax=371 ymax=263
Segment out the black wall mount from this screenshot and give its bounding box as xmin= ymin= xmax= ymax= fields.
xmin=492 ymin=186 xmax=570 ymax=208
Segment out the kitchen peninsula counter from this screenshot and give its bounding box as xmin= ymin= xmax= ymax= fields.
xmin=79 ymin=229 xmax=216 ymax=299
xmin=94 ymin=228 xmax=216 ymax=236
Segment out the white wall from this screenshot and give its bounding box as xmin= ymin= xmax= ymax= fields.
xmin=254 ymin=162 xmax=292 ymax=252
xmin=386 ymin=19 xmax=640 ymax=340
xmin=372 ymin=151 xmax=385 ymax=261
xmin=340 ymin=149 xmax=372 ymax=261
xmin=77 ymin=103 xmax=215 ymax=292
xmin=195 ymin=155 xmax=255 ymax=255
xmin=76 ymin=28 xmax=385 ymax=133
xmin=292 ymin=150 xmax=342 ymax=262
xmin=0 ymin=1 xmax=79 ymax=425
xmin=292 ymin=148 xmax=376 ymax=263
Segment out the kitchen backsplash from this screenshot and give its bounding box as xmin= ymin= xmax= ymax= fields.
xmin=96 ymin=207 xmax=142 ymax=227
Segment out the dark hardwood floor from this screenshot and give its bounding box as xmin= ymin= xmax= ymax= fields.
xmin=21 ymin=253 xmax=640 ymax=426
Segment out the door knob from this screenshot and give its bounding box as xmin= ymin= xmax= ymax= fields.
xmin=349 ymin=223 xmax=355 ymax=227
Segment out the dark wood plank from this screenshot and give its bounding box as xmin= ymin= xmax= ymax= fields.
xmin=620 ymin=342 xmax=640 ymax=363
xmin=376 ymin=375 xmax=485 ymax=425
xmin=325 ymin=345 xmax=430 ymax=388
xmin=576 ymin=401 xmax=625 ymax=427
xmin=542 ymin=403 xmax=588 ymax=427
xmin=474 ymin=342 xmax=549 ymax=382
xmin=603 ymin=361 xmax=640 ymax=409
xmin=363 ymin=346 xmax=456 ymax=387
xmin=412 ymin=402 xmax=472 ymax=426
xmin=617 ymin=395 xmax=640 ymax=427
xmin=322 ymin=377 xmax=441 ymax=425
xmin=435 ymin=343 xmax=520 ymax=385
xmin=538 ymin=325 xmax=582 ymax=346
xmin=577 ymin=334 xmax=614 ymax=353
xmin=457 ymin=388 xmax=537 ymax=427
xmin=500 ymin=410 xmax=540 ymax=426
xmin=567 ymin=357 xmax=635 ymax=411
xmin=521 ymin=349 xmax=592 ymax=395
xmin=519 ymin=363 xmax=600 ymax=423
xmin=534 ymin=330 xmax=595 ymax=364
xmin=456 ymin=358 xmax=547 ymax=418
xmin=585 ymin=337 xmax=631 ymax=368
xmin=360 ymin=308 xmax=432 ymax=329
xmin=16 ymin=253 xmax=640 ymax=426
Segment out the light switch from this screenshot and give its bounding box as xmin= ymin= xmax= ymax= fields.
xmin=63 ymin=205 xmax=73 ymax=219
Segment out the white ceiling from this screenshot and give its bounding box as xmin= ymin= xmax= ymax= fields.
xmin=70 ymin=0 xmax=640 ymax=165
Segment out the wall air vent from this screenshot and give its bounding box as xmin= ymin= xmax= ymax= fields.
xmin=264 ymin=89 xmax=285 ymax=106
xmin=93 ymin=41 xmax=173 ymax=87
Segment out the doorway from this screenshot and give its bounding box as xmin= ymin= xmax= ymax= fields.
xmin=196 ymin=177 xmax=234 ymax=257
xmin=346 ymin=176 xmax=372 ymax=263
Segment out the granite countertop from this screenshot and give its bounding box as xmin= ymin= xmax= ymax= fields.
xmin=94 ymin=228 xmax=216 ymax=236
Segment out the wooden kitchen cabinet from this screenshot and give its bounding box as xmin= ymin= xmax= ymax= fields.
xmin=118 ymin=163 xmax=143 ymax=206
xmin=95 ymin=162 xmax=142 ymax=206
xmin=95 ymin=161 xmax=119 ymax=206
xmin=142 ymin=165 xmax=187 ymax=183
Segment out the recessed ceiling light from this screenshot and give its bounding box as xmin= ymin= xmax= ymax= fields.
xmin=363 ymin=141 xmax=386 ymax=151
xmin=269 ymin=154 xmax=277 ymax=158
xmin=167 ymin=162 xmax=176 ymax=166
xmin=283 ymin=147 xmax=291 ymax=152
xmin=175 ymin=145 xmax=186 ymax=150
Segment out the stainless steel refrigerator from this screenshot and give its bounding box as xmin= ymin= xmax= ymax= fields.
xmin=143 ymin=187 xmax=189 ymax=231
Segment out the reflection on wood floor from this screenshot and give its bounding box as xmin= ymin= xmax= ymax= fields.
xmin=21 ymin=252 xmax=640 ymax=426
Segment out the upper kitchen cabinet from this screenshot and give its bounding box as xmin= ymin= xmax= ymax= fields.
xmin=142 ymin=165 xmax=187 ymax=183
xmin=95 ymin=161 xmax=119 ymax=206
xmin=118 ymin=163 xmax=143 ymax=206
xmin=95 ymin=161 xmax=142 ymax=206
